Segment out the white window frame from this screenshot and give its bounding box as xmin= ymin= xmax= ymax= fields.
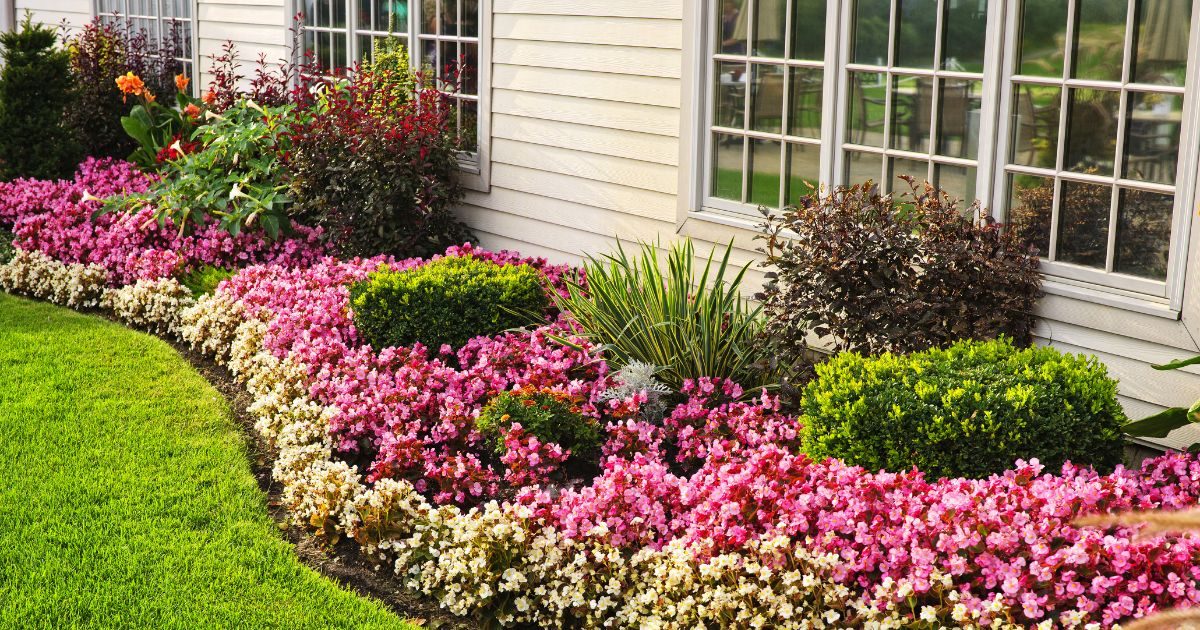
xmin=296 ymin=0 xmax=491 ymax=189
xmin=94 ymin=0 xmax=199 ymax=93
xmin=692 ymin=0 xmax=1199 ymax=315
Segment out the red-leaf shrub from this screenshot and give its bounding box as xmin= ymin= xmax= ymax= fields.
xmin=284 ymin=67 xmax=472 ymax=258
xmin=757 ymin=178 xmax=1043 ymax=364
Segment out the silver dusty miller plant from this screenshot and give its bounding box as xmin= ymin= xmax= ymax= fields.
xmin=599 ymin=361 xmax=672 ymax=423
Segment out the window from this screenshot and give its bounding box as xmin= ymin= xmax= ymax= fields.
xmin=301 ymin=0 xmax=482 ymax=154
xmin=1001 ymin=0 xmax=1192 ymax=295
xmin=699 ymin=0 xmax=1197 ymax=305
xmin=95 ymin=0 xmax=195 ymax=79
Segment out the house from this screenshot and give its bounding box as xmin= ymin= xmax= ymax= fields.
xmin=8 ymin=0 xmax=1200 ymax=450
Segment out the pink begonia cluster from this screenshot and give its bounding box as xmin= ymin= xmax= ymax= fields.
xmin=0 ymin=158 xmax=328 ymax=285
xmin=216 ymin=249 xmax=599 ymax=504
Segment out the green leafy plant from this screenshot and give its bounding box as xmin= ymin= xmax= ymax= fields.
xmin=179 ymin=265 xmax=235 ymax=296
xmin=799 ymin=338 xmax=1127 ymax=479
xmin=102 ymin=99 xmax=300 ymax=238
xmin=117 ymin=71 xmax=205 ymax=168
xmin=476 ymin=387 xmax=601 ymax=460
xmin=757 ymin=179 xmax=1042 ymax=366
xmin=1124 ymin=355 xmax=1200 ymax=450
xmin=0 ymin=13 xmax=81 ymax=180
xmin=553 ymin=239 xmax=773 ymax=392
xmin=349 ymin=255 xmax=549 ymax=351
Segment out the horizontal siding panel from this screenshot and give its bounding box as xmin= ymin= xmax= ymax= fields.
xmin=493 ymin=0 xmax=682 ymax=19
xmin=494 ymin=40 xmax=681 ymax=78
xmin=461 ymin=206 xmax=641 ymax=258
xmin=19 ymin=8 xmax=90 ymax=29
xmin=491 ymin=163 xmax=677 ymax=221
xmin=491 ymin=139 xmax=678 ymax=195
xmin=493 ymin=90 xmax=678 ymax=137
xmin=1035 ymin=294 xmax=1198 ymax=351
xmin=463 ymin=188 xmax=672 ymax=238
xmin=493 ymin=14 xmax=681 ymax=49
xmin=198 ymin=21 xmax=288 ymax=46
xmin=491 ymin=114 xmax=679 ymax=165
xmin=18 ymin=0 xmax=88 ymax=13
xmin=492 ymin=65 xmax=680 ymax=108
xmin=198 ymin=4 xmax=286 ymax=26
xmin=1032 ymin=320 xmax=1200 ymax=376
xmin=1041 ymin=339 xmax=1200 ymax=410
xmin=468 ymin=228 xmax=585 ymax=265
xmin=200 ymin=0 xmax=284 ymax=5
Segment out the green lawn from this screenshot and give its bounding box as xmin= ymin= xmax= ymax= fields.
xmin=0 ymin=293 xmax=414 ymax=629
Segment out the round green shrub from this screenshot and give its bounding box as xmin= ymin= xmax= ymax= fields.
xmin=799 ymin=338 xmax=1127 ymax=479
xmin=349 ymin=255 xmax=549 ymax=351
xmin=476 ymin=387 xmax=601 ymax=460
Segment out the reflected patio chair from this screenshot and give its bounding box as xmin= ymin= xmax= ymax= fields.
xmin=1013 ymin=85 xmax=1059 ymax=166
xmin=849 ymin=74 xmax=889 ymax=145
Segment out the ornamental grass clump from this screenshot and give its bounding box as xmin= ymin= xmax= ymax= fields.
xmin=800 ymin=337 xmax=1127 ymax=479
xmin=554 ymin=239 xmax=773 ymax=392
xmin=349 ymin=255 xmax=550 ymax=352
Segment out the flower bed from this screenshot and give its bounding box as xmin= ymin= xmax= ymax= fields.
xmin=3 ymin=162 xmax=1200 ymax=628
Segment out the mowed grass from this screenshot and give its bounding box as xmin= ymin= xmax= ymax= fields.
xmin=0 ymin=293 xmax=413 ymax=629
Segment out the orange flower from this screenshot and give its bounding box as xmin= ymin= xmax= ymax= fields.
xmin=175 ymin=73 xmax=189 ymax=93
xmin=114 ymin=71 xmax=146 ymax=102
xmin=183 ymin=103 xmax=201 ymax=119
xmin=144 ymin=92 xmax=156 ymax=104
xmin=202 ymin=90 xmax=217 ymax=105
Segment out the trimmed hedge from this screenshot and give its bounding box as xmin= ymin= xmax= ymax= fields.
xmin=800 ymin=338 xmax=1127 ymax=479
xmin=349 ymin=255 xmax=549 ymax=351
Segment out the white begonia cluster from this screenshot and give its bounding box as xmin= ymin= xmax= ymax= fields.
xmin=0 ymin=248 xmax=107 ymax=309
xmin=1 ymin=247 xmax=1081 ymax=629
xmin=100 ymin=277 xmax=196 ymax=336
xmin=178 ymin=290 xmax=248 ymax=364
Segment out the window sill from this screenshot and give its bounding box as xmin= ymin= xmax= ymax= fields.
xmin=457 ymin=156 xmax=488 ymax=193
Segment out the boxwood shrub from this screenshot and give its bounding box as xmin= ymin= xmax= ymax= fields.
xmin=350 ymin=255 xmax=549 ymax=351
xmin=799 ymin=338 xmax=1127 ymax=479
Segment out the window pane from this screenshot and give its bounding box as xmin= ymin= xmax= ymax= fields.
xmin=1008 ymin=174 xmax=1055 ymax=255
xmin=847 ymin=72 xmax=886 ymax=147
xmin=890 ymin=156 xmax=929 ymax=193
xmin=1072 ymin=0 xmax=1127 ymax=81
xmin=1115 ymin=188 xmax=1173 ymax=280
xmin=786 ymin=143 xmax=819 ymax=206
xmin=942 ymin=0 xmax=989 ymax=71
xmin=787 ymin=67 xmax=822 ymax=138
xmin=357 ymin=35 xmax=373 ymax=63
xmin=304 ymin=0 xmax=317 ymax=26
xmin=938 ymin=79 xmax=982 ymax=158
xmin=748 ymin=139 xmax=783 ymax=207
xmin=459 ymin=99 xmax=478 ymax=152
xmin=749 ymin=65 xmax=785 ymax=133
xmin=895 ymin=0 xmax=938 ymax=69
xmin=1123 ymin=92 xmax=1182 ymax=185
xmin=935 ymin=163 xmax=977 ymax=206
xmin=715 ymin=62 xmax=747 ymax=129
xmin=317 ymin=0 xmax=330 ymax=27
xmin=1065 ymin=88 xmax=1120 ymax=175
xmin=753 ymin=0 xmax=787 ymax=57
xmin=1057 ymin=180 xmax=1112 ymax=268
xmin=891 ymin=75 xmax=930 ymax=153
xmin=1010 ymin=84 xmax=1061 ymax=168
xmin=852 ymin=0 xmax=891 ymax=65
xmin=713 ymin=134 xmax=745 ymax=201
xmin=461 ymin=42 xmax=478 ymax=95
xmin=462 ymin=0 xmax=478 ymax=37
xmin=720 ymin=0 xmax=749 ymax=55
xmin=442 ymin=0 xmax=458 ymax=36
xmin=333 ymin=0 xmax=347 ymax=29
xmin=1017 ymin=0 xmax=1068 ymax=77
xmin=420 ymin=0 xmax=437 ymax=34
xmin=845 ymin=151 xmax=884 ymax=187
xmin=789 ymin=0 xmax=826 ymax=61
xmin=1132 ymin=0 xmax=1193 ymax=86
